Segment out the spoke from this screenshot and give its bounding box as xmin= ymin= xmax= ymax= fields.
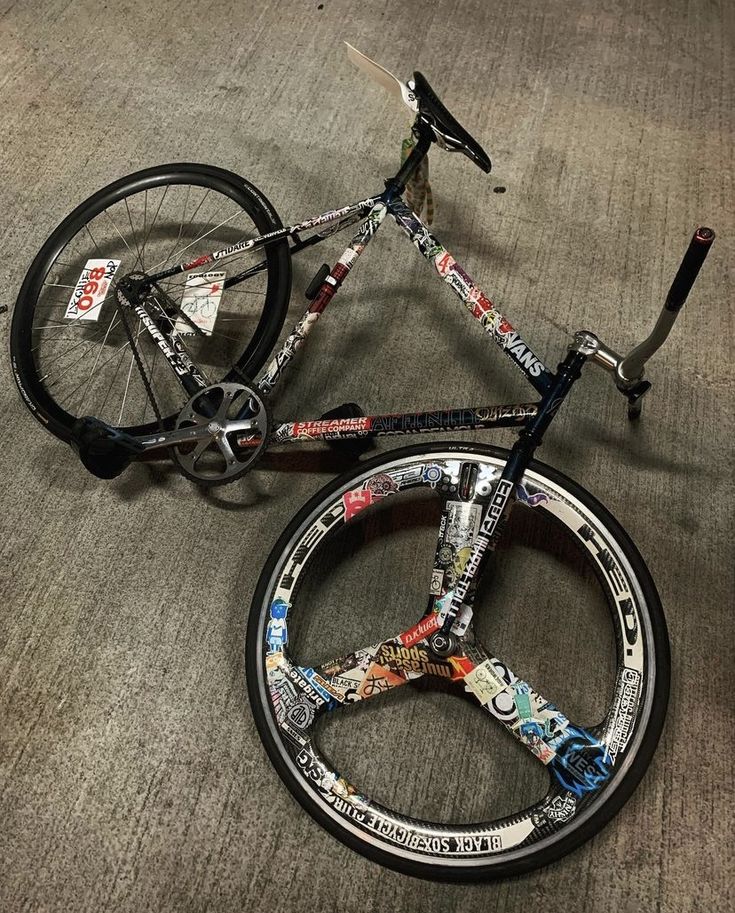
xmin=148 ymin=188 xmax=212 ymax=270
xmin=139 ymin=185 xmax=168 ymax=270
xmin=153 ymin=204 xmax=245 ymax=270
xmin=77 ymin=311 xmax=123 ymax=413
xmin=95 ymin=336 xmax=127 ymax=417
xmin=139 ymin=339 xmax=160 ymax=424
xmin=459 ymin=635 xmax=613 ymax=798
xmin=40 ymin=325 xmax=118 ymax=384
xmin=33 ymin=322 xmax=85 ymax=330
xmin=52 ymin=324 xmax=146 ymax=406
xmin=103 ymin=207 xmax=136 ymax=258
xmin=141 ymin=189 xmax=148 ymax=263
xmin=124 ymin=197 xmax=144 ymax=270
xmin=152 ymin=185 xmax=191 ymax=270
xmin=117 ymin=352 xmax=137 ymax=425
xmin=32 ymin=311 xmax=119 ymax=360
xmin=84 ymin=223 xmax=107 ymax=261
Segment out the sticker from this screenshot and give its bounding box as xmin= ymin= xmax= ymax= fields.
xmin=516 ymin=484 xmax=550 ymax=508
xmin=266 ymin=598 xmax=289 ymax=654
xmin=302 ymin=667 xmax=346 ymax=703
xmin=520 ymin=730 xmax=557 ymax=764
xmin=422 ymin=464 xmax=442 ymax=485
xmin=449 ymin=603 xmax=473 ymax=637
xmin=463 ymin=659 xmax=506 ymax=703
xmin=512 ymin=682 xmax=534 ymax=721
xmin=65 ymin=259 xmax=121 ymax=322
xmin=175 ymin=271 xmax=226 ymax=335
xmin=338 ymin=248 xmax=358 ymax=268
xmin=357 ymin=662 xmax=406 ymax=698
xmin=607 ymin=668 xmax=641 ymax=759
xmin=448 ymin=655 xmax=474 ymax=678
xmin=377 ymin=643 xmax=453 ymax=679
xmin=399 ymin=613 xmax=441 ymax=648
xmin=545 ymin=793 xmax=576 ymax=823
xmin=429 ymin=568 xmax=444 ymax=595
xmin=445 ymin=501 xmax=483 ymax=549
xmin=366 ymin=473 xmax=398 ymax=497
xmin=342 ymin=487 xmax=375 ymax=520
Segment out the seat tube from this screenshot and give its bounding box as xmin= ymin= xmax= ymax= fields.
xmin=256 ymin=201 xmax=388 ymax=395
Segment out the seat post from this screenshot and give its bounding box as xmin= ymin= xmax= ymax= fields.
xmin=384 ymin=123 xmax=433 ymax=196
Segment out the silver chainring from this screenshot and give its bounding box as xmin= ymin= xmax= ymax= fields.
xmin=172 ymin=382 xmax=270 ymax=485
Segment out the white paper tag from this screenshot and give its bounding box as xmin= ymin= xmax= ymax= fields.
xmin=65 ymin=259 xmax=121 ymax=322
xmin=175 ymin=272 xmax=225 ymax=336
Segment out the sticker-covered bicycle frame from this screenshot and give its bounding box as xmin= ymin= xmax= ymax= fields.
xmin=139 ymin=184 xmax=554 ymax=449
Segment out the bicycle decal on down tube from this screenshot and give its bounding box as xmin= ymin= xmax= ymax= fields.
xmin=388 ymin=198 xmax=553 ymax=396
xmin=256 ymin=203 xmax=388 ymax=396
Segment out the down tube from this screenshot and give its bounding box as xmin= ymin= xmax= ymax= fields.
xmin=388 ymin=198 xmax=554 ymax=396
xmin=264 ymin=402 xmax=538 ymax=446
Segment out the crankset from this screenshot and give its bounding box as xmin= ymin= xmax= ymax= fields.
xmin=171 ymin=382 xmax=270 ymax=485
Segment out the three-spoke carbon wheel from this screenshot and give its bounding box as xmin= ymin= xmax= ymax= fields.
xmin=246 ymin=442 xmax=669 ymax=881
xmin=10 ymin=163 xmax=291 ymax=443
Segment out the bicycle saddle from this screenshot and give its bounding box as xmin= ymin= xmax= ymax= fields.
xmin=345 ymin=42 xmax=491 ymax=174
xmin=410 ymin=71 xmax=492 ymax=174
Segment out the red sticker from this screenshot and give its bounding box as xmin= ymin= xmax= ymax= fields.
xmin=399 ymin=614 xmax=441 ymax=648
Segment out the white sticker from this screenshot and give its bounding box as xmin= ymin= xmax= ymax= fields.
xmin=429 ymin=568 xmax=444 ymax=595
xmin=445 ymin=501 xmax=483 ymax=549
xmin=463 ymin=659 xmax=506 ymax=704
xmin=65 ymin=259 xmax=121 ymax=322
xmin=175 ymin=271 xmax=226 ymax=336
xmin=450 ymin=603 xmax=473 ymax=637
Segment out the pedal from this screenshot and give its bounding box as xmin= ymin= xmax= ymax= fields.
xmin=320 ymin=403 xmax=376 ymax=457
xmin=305 ymin=264 xmax=331 ymax=300
xmin=71 ymin=416 xmax=145 ymax=479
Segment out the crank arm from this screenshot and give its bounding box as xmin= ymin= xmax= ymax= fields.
xmin=135 ymin=419 xmax=260 ymax=453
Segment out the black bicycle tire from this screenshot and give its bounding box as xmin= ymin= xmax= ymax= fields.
xmin=246 ymin=440 xmax=670 ymax=881
xmin=10 ymin=162 xmax=292 ymax=443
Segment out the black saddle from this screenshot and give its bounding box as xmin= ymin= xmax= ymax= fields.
xmin=411 ymin=71 xmax=492 ymax=174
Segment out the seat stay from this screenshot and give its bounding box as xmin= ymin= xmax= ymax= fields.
xmin=146 ymin=196 xmax=380 ymax=285
xmin=387 ymin=197 xmax=554 ymax=396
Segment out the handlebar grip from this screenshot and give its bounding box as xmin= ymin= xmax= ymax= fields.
xmin=665 ymin=226 xmax=715 ymax=312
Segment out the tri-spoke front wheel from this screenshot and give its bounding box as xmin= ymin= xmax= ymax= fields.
xmin=246 ymin=442 xmax=669 ymax=880
xmin=11 ymin=163 xmax=291 ymax=443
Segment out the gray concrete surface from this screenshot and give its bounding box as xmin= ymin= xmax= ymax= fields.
xmin=1 ymin=0 xmax=733 ymax=910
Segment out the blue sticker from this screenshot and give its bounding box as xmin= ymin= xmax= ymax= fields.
xmin=547 ymin=726 xmax=611 ymax=797
xmin=516 ymin=484 xmax=550 ymax=508
xmin=267 ymin=598 xmax=289 ymax=653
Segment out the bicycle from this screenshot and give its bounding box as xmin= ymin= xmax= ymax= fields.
xmin=10 ymin=45 xmax=715 ymax=879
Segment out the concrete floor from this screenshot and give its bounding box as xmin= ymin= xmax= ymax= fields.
xmin=1 ymin=0 xmax=733 ymax=910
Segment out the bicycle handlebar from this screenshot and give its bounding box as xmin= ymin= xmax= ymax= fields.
xmin=576 ymin=226 xmax=716 ymax=416
xmin=664 ymin=226 xmax=715 ymax=312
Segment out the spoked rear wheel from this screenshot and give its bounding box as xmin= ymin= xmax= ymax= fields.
xmin=10 ymin=163 xmax=291 ymax=443
xmin=246 ymin=442 xmax=669 ymax=881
